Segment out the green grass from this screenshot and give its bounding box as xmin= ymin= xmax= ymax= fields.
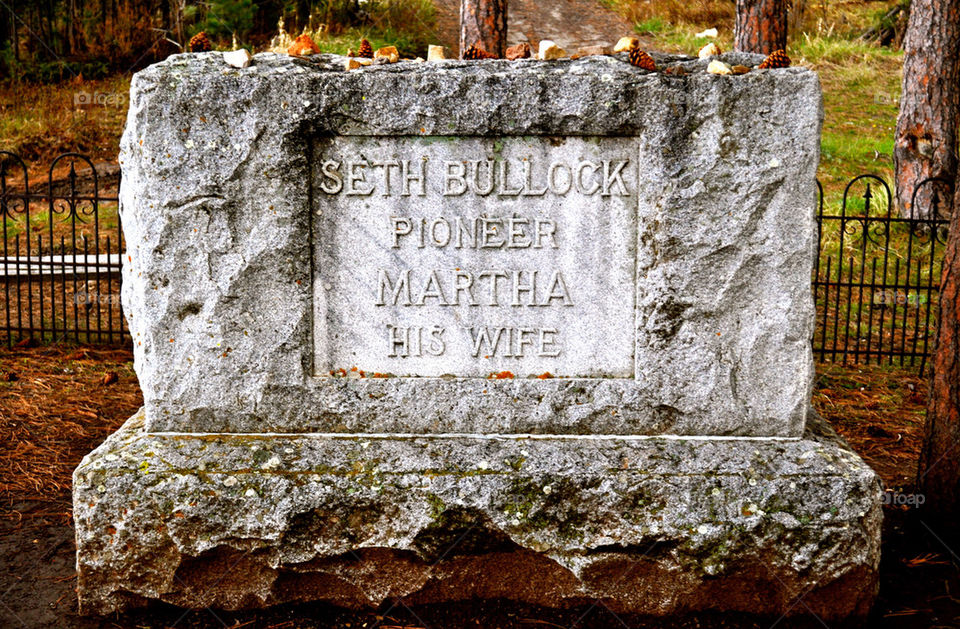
xmin=308 ymin=28 xmax=430 ymax=57
xmin=634 ymin=17 xmax=669 ymax=35
xmin=795 ymin=33 xmax=903 ymax=198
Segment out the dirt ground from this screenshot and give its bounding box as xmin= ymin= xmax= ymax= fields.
xmin=0 ymin=345 xmax=958 ymax=628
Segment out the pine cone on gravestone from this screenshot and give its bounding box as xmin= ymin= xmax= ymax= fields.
xmin=462 ymin=44 xmax=498 ymax=60
xmin=189 ymin=31 xmax=212 ymax=53
xmin=358 ymin=39 xmax=374 ymax=58
xmin=758 ymin=49 xmax=791 ymax=69
xmin=628 ymin=48 xmax=656 ymax=71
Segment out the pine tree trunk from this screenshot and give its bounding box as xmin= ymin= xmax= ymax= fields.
xmin=894 ymin=0 xmax=960 ymax=219
xmin=459 ymin=0 xmax=507 ymax=58
xmin=734 ymin=0 xmax=788 ymax=54
xmin=918 ymin=182 xmax=960 ymax=519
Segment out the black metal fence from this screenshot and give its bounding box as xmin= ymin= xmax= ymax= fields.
xmin=0 ymin=153 xmax=954 ymax=376
xmin=0 ymin=152 xmax=127 ymax=347
xmin=814 ymin=175 xmax=952 ymax=376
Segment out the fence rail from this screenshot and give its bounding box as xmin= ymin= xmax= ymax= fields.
xmin=0 ymin=153 xmax=954 ymax=375
xmin=0 ymin=151 xmax=126 ymax=346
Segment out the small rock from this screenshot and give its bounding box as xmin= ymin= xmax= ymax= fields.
xmin=287 ymin=34 xmax=320 ymax=56
xmin=374 ymin=46 xmax=399 ymax=63
xmin=345 ymin=58 xmax=367 ymax=71
xmin=223 ymin=48 xmax=252 ymax=68
xmin=578 ymin=44 xmax=611 ymax=57
xmin=695 ymin=27 xmax=719 ymax=38
xmin=698 ymin=42 xmax=721 ymax=59
xmin=538 ymin=40 xmax=566 ymax=60
xmin=707 ymin=59 xmax=732 ymax=75
xmin=505 ymin=42 xmax=531 ymax=60
xmin=613 ymin=37 xmax=639 ymax=53
xmin=731 ymin=64 xmax=751 ymax=75
xmin=427 ymin=44 xmax=449 ymax=61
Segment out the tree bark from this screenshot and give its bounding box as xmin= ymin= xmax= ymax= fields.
xmin=734 ymin=0 xmax=788 ymax=54
xmin=918 ymin=181 xmax=960 ymax=520
xmin=894 ymin=0 xmax=960 ymax=220
xmin=459 ymin=0 xmax=507 ymax=58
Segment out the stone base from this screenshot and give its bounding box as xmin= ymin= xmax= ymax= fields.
xmin=74 ymin=411 xmax=881 ymax=621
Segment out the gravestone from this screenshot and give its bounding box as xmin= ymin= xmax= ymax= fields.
xmin=74 ymin=51 xmax=881 ymax=621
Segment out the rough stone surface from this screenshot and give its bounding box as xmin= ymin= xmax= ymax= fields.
xmin=74 ymin=410 xmax=881 ymax=619
xmin=119 ymin=52 xmax=821 ymax=436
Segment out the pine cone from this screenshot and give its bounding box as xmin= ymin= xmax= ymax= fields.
xmin=358 ymin=39 xmax=374 ymax=58
xmin=462 ymin=44 xmax=498 ymax=60
xmin=628 ymin=48 xmax=656 ymax=71
xmin=189 ymin=31 xmax=211 ymax=53
xmin=758 ymin=49 xmax=790 ymax=69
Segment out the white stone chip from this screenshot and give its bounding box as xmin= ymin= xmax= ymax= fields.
xmin=698 ymin=43 xmax=721 ymax=59
xmin=538 ymin=40 xmax=566 ymax=60
xmin=707 ymin=60 xmax=732 ymax=75
xmin=223 ymin=49 xmax=253 ymax=69
xmin=613 ymin=37 xmax=638 ymax=53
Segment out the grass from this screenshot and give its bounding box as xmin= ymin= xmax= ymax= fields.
xmin=0 ymin=76 xmax=129 ymax=168
xmin=634 ymin=16 xmax=669 ymax=35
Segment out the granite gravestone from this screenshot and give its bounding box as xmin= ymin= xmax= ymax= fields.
xmin=74 ymin=51 xmax=881 ymax=621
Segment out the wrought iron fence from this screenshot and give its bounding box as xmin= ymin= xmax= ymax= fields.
xmin=0 ymin=152 xmax=954 ymax=376
xmin=814 ymin=175 xmax=952 ymax=376
xmin=0 ymin=152 xmax=126 ymax=346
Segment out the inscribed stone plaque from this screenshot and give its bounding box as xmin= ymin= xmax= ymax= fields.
xmin=313 ymin=136 xmax=638 ymax=378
